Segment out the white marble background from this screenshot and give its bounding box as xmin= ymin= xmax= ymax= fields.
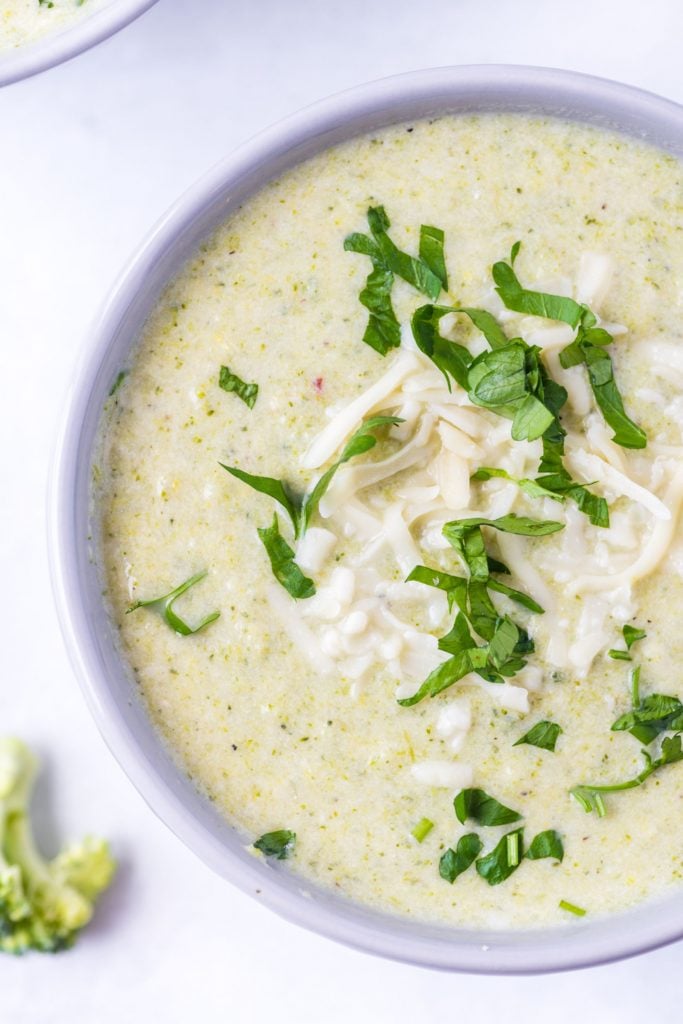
xmin=1 ymin=0 xmax=683 ymax=1019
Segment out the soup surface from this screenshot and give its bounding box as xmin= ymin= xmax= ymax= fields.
xmin=96 ymin=114 xmax=683 ymax=928
xmin=0 ymin=0 xmax=109 ymax=51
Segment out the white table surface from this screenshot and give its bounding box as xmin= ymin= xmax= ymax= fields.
xmin=2 ymin=0 xmax=683 ymax=1019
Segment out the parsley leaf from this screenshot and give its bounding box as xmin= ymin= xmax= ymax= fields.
xmin=444 ymin=514 xmax=564 ymax=552
xmin=439 ymin=833 xmax=483 ymax=883
xmin=300 ymin=415 xmax=401 ymax=531
xmin=571 ymin=733 xmax=683 ymax=816
xmin=419 ymin=225 xmax=448 ymax=290
xmin=344 ymin=206 xmax=444 ymax=354
xmin=256 ymin=515 xmax=315 ymax=599
xmin=536 ymin=437 xmax=609 ymax=528
xmin=559 ymin=310 xmax=646 ymax=450
xmin=253 ymin=830 xmax=296 ymax=860
xmin=410 ymin=305 xmax=473 ymax=389
xmin=608 ymin=624 xmax=647 ymax=661
xmin=356 ymin=263 xmax=402 ymax=354
xmin=491 ymin=242 xmax=645 ymax=450
xmin=223 ymin=416 xmax=400 ymax=540
xmin=611 ymin=693 xmax=683 ymax=744
xmin=405 ymin=565 xmax=468 ymax=613
xmin=492 ymin=247 xmax=584 ymax=326
xmin=475 ymin=828 xmax=524 ymax=886
xmin=218 ymin=365 xmax=259 ymax=409
xmin=396 ymin=647 xmax=488 ymax=707
xmin=513 ymin=720 xmax=562 ymax=752
xmin=108 ymin=369 xmax=127 ymax=396
xmin=127 ymin=570 xmax=220 ymax=635
xmin=525 ymin=830 xmax=564 ymax=862
xmin=457 ymin=307 xmax=510 ymax=350
xmin=454 ymin=788 xmax=522 ymax=826
xmin=487 ymin=577 xmax=544 ymax=614
xmin=472 ymin=466 xmax=563 ymax=503
xmin=410 ymin=304 xmax=511 ymax=390
xmin=220 ymin=464 xmax=301 ymax=536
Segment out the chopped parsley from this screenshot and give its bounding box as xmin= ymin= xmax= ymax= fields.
xmin=454 ymin=788 xmax=522 ymax=827
xmin=344 ymin=206 xmax=444 ymax=354
xmin=571 ymin=734 xmax=683 ymax=816
xmin=608 ymin=624 xmax=647 ymax=662
xmin=439 ymin=833 xmax=482 ymax=883
xmin=257 ymin=516 xmax=315 ymax=600
xmin=472 ymin=466 xmax=563 ymax=503
xmin=475 ymin=828 xmax=524 ymax=886
xmin=253 ymin=830 xmax=296 ymax=860
xmin=400 ymin=514 xmax=556 ymax=705
xmin=611 ymin=691 xmax=683 ymax=745
xmin=513 ymin=720 xmax=562 ymax=752
xmin=219 ymin=365 xmax=259 ymax=409
xmin=108 ymin=370 xmax=127 ymax=396
xmin=493 ymin=243 xmax=646 ymax=450
xmin=127 ymin=570 xmax=220 ymax=635
xmin=222 ymin=416 xmax=399 ymax=596
xmin=525 ymin=829 xmax=564 ymax=862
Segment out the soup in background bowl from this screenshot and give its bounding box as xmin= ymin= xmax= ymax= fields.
xmin=50 ymin=65 xmax=683 ymax=973
xmin=0 ymin=0 xmax=157 ymax=86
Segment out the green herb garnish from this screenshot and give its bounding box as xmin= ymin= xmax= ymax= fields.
xmin=467 ymin=341 xmax=557 ymax=442
xmin=454 ymin=788 xmax=522 ymax=827
xmin=444 ymin=513 xmax=564 ymax=545
xmin=411 ymin=817 xmax=434 ymax=843
xmin=475 ymin=828 xmax=524 ymax=886
xmin=222 ymin=415 xmax=400 ymax=541
xmin=223 ymin=416 xmax=399 ymax=596
xmin=299 ymin=415 xmax=402 ymax=532
xmin=559 ymin=899 xmax=586 ymax=917
xmin=400 ymin=515 xmax=553 ymax=706
xmin=418 ymin=225 xmax=448 ymax=290
xmin=493 ymin=242 xmax=646 ymax=450
xmin=219 ymin=365 xmax=259 ymax=409
xmin=222 ymin=466 xmax=300 ymax=535
xmin=344 ymin=206 xmax=444 ymax=354
xmin=608 ymin=624 xmax=647 ymax=662
xmin=439 ymin=833 xmax=483 ymax=883
xmin=257 ymin=516 xmax=315 ymax=600
xmin=571 ymin=734 xmax=683 ymax=816
xmin=410 ymin=305 xmax=473 ymax=389
xmin=108 ymin=370 xmax=127 ymax=396
xmin=611 ymin=692 xmax=683 ymax=745
xmin=127 ymin=570 xmax=220 ymax=635
xmin=492 ymin=245 xmax=584 ymax=325
xmin=559 ymin=311 xmax=646 ymax=449
xmin=513 ymin=720 xmax=562 ymax=752
xmin=525 ymin=830 xmax=564 ymax=862
xmin=536 ymin=437 xmax=609 ymax=528
xmin=472 ymin=466 xmax=563 ymax=503
xmin=253 ymin=830 xmax=296 ymax=860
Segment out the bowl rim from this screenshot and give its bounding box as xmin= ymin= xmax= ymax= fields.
xmin=49 ymin=63 xmax=683 ymax=975
xmin=0 ymin=0 xmax=159 ymax=87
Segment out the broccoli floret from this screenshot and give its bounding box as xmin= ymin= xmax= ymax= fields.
xmin=0 ymin=738 xmax=115 ymax=955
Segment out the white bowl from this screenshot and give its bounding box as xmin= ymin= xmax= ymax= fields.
xmin=0 ymin=0 xmax=158 ymax=87
xmin=49 ymin=65 xmax=683 ymax=974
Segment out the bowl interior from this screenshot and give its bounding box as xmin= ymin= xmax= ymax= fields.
xmin=0 ymin=0 xmax=158 ymax=87
xmin=51 ymin=65 xmax=683 ymax=974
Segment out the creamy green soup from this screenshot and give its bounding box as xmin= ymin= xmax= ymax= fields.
xmin=95 ymin=114 xmax=683 ymax=928
xmin=0 ymin=0 xmax=108 ymax=51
